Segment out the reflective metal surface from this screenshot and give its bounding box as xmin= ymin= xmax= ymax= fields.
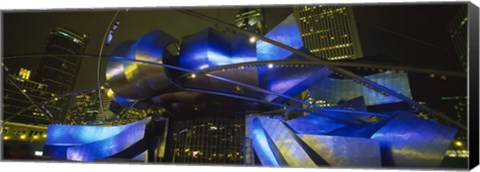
xmin=299 ymin=134 xmax=382 ymax=167
xmin=311 ymin=71 xmax=413 ymax=106
xmin=179 ymin=28 xmax=232 ymax=70
xmin=106 ymin=30 xmax=179 ymax=100
xmin=256 ymin=14 xmax=304 ymax=63
xmin=257 ymin=117 xmax=317 ymax=167
xmin=44 ymin=118 xmax=148 ymax=161
xmin=370 ymin=112 xmax=457 ymax=167
xmin=286 ymin=114 xmax=348 ymax=135
xmin=246 ymin=116 xmax=282 ymax=166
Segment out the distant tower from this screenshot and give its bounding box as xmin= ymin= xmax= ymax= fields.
xmin=34 ymin=27 xmax=89 ymax=93
xmin=33 ymin=27 xmax=89 ymax=122
xmin=447 ymin=5 xmax=468 ymax=72
xmin=3 ymin=68 xmax=51 ymax=124
xmin=293 ymin=5 xmax=363 ymax=60
xmin=234 ymin=8 xmax=266 ymax=35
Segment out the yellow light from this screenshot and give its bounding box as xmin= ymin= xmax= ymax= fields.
xmin=3 ymin=136 xmax=10 ymax=140
xmin=106 ymin=88 xmax=115 ymax=98
xmin=190 ymin=74 xmax=196 ymax=79
xmin=249 ymin=37 xmax=257 ymax=43
xmin=19 ymin=68 xmax=32 ymax=80
xmin=455 ymin=141 xmax=462 ymax=147
xmin=33 ymin=135 xmax=39 ymax=139
xmin=20 ymin=135 xmax=27 ymax=139
xmin=43 ymin=134 xmax=47 ymax=138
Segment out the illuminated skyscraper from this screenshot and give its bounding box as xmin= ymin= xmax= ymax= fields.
xmin=66 ymin=90 xmax=106 ymax=125
xmin=293 ymin=5 xmax=363 ymax=60
xmin=33 ymin=27 xmax=89 ymax=122
xmin=447 ymin=5 xmax=468 ymax=71
xmin=34 ymin=27 xmax=89 ymax=94
xmin=234 ymin=8 xmax=265 ymax=35
xmin=3 ymin=68 xmax=50 ymax=124
xmin=170 ymin=116 xmax=245 ymax=164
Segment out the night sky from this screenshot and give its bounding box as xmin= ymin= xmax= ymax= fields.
xmin=2 ymin=3 xmax=467 ymax=106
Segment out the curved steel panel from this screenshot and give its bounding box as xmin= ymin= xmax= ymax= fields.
xmin=370 ymin=112 xmax=457 ymax=167
xmin=44 ymin=118 xmax=148 ymax=161
xmin=106 ymin=30 xmax=179 ymax=100
xmin=66 ymin=118 xmax=147 ymax=161
xmin=299 ymin=134 xmax=382 ymax=167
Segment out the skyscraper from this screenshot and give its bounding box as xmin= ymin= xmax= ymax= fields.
xmin=3 ymin=68 xmax=51 ymax=124
xmin=170 ymin=116 xmax=245 ymax=164
xmin=33 ymin=27 xmax=89 ymax=122
xmin=234 ymin=9 xmax=266 ymax=35
xmin=293 ymin=5 xmax=363 ymax=60
xmin=447 ymin=5 xmax=468 ymax=71
xmin=34 ymin=27 xmax=89 ymax=94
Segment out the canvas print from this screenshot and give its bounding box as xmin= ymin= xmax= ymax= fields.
xmin=1 ymin=2 xmax=478 ymax=170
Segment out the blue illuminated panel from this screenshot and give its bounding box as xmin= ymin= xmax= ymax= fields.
xmin=106 ymin=30 xmax=178 ymax=100
xmin=260 ymin=65 xmax=331 ymax=102
xmin=179 ymin=29 xmax=232 ymax=71
xmin=285 ymin=114 xmax=348 ymax=135
xmin=256 ymin=14 xmax=304 ymax=62
xmin=66 ymin=119 xmax=146 ymax=161
xmin=299 ymin=134 xmax=382 ymax=167
xmin=231 ymin=35 xmax=257 ymax=64
xmin=311 ymin=71 xmax=413 ymax=106
xmin=44 ymin=118 xmax=148 ymax=161
xmin=246 ymin=116 xmax=281 ymax=166
xmin=370 ymin=112 xmax=457 ymax=167
xmin=126 ymin=30 xmax=176 ymax=63
xmin=258 ymin=117 xmax=317 ymax=167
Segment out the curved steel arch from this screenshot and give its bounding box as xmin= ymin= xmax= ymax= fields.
xmin=194 ymin=60 xmax=466 ymax=78
xmin=2 ymin=54 xmax=465 ymax=78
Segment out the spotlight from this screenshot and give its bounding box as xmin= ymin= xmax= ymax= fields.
xmin=249 ymin=37 xmax=257 ymax=43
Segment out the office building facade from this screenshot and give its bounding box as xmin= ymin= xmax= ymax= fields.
xmin=3 ymin=68 xmax=51 ymax=124
xmin=293 ymin=5 xmax=363 ymax=60
xmin=447 ymin=5 xmax=468 ymax=71
xmin=33 ymin=27 xmax=89 ymax=122
xmin=234 ymin=9 xmax=266 ymax=35
xmin=170 ymin=115 xmax=245 ymax=164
